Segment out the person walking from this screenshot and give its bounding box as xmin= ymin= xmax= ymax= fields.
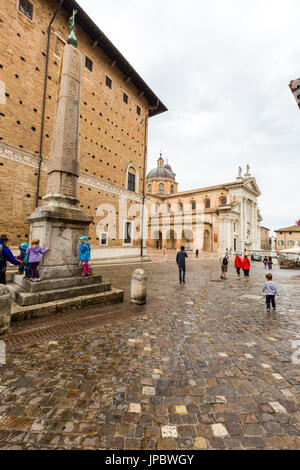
xmin=176 ymin=246 xmax=188 ymax=284
xmin=79 ymin=236 xmax=91 ymax=276
xmin=220 ymin=253 xmax=229 ymax=280
xmin=267 ymin=256 xmax=273 ymax=270
xmin=0 ymin=234 xmax=20 ymax=285
xmin=234 ymin=253 xmax=242 ymax=279
xmin=26 ymin=238 xmax=50 ymax=281
xmin=263 ymin=256 xmax=268 ymax=268
xmin=241 ymin=254 xmax=251 ymax=282
xmin=263 ymin=273 xmax=279 ymax=313
xmin=195 ymin=248 xmax=199 ymax=258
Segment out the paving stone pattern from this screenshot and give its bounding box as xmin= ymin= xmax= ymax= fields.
xmin=0 ymin=258 xmax=299 ymax=449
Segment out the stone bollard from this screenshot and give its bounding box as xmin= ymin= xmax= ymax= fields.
xmin=131 ymin=269 xmax=147 ymax=305
xmin=0 ymin=285 xmax=11 ymax=336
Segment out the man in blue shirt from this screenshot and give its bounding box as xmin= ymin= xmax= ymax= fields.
xmin=0 ymin=234 xmax=20 ymax=285
xmin=176 ymin=246 xmax=188 ymax=284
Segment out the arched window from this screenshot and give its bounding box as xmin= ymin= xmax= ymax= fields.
xmin=167 ymin=204 xmax=171 ymax=213
xmin=155 ymin=204 xmax=159 ymax=213
xmin=126 ymin=164 xmax=139 ymax=192
xmin=170 ymin=185 xmax=174 ymax=194
xmin=158 ymin=183 xmax=164 ymax=194
xmin=205 ymin=199 xmax=210 ymax=209
xmin=148 ymin=184 xmax=152 ymax=193
xmin=178 ymin=202 xmax=183 ymax=212
xmin=220 ymin=197 xmax=227 ymax=206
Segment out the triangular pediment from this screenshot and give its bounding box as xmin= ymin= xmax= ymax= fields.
xmin=242 ymin=178 xmax=261 ymax=196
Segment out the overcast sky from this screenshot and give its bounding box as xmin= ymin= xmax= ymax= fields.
xmin=79 ymin=0 xmax=300 ymax=232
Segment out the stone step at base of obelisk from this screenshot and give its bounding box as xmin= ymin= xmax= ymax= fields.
xmin=10 ymin=288 xmax=124 ymax=322
xmin=8 ymin=279 xmax=112 ymax=307
xmin=13 ymin=274 xmax=103 ymax=293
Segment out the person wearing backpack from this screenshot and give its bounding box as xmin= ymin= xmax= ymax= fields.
xmin=0 ymin=234 xmax=20 ymax=285
xmin=220 ymin=253 xmax=229 ymax=279
xmin=241 ymin=254 xmax=251 ymax=282
xmin=17 ymin=242 xmax=31 ymax=279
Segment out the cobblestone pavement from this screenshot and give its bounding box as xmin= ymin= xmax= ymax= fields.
xmin=0 ymin=256 xmax=299 ymax=450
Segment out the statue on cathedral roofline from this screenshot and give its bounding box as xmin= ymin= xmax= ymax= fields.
xmin=236 ymin=166 xmax=243 ymax=181
xmin=245 ymin=164 xmax=251 ymax=177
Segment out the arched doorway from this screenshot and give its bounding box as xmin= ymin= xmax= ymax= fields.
xmin=152 ymin=230 xmax=162 ymax=249
xmin=203 ymin=229 xmax=211 ymax=252
xmin=166 ymin=229 xmax=176 ymax=249
xmin=183 ymin=229 xmax=194 ymax=251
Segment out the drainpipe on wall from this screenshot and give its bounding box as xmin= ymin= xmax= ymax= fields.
xmin=35 ymin=0 xmax=65 ymax=208
xmin=140 ymin=100 xmax=160 ymax=258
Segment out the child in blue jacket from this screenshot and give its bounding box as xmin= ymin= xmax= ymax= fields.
xmin=79 ymin=236 xmax=91 ymax=276
xmin=17 ymin=242 xmax=31 ymax=279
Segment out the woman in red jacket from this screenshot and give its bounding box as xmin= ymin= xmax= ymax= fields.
xmin=241 ymin=254 xmax=251 ymax=282
xmin=234 ymin=253 xmax=242 ymax=279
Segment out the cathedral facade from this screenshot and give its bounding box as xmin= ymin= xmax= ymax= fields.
xmin=146 ymin=157 xmax=262 ymax=255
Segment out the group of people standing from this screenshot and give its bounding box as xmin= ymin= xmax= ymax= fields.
xmin=263 ymin=256 xmax=273 ymax=269
xmin=0 ymin=234 xmax=92 ymax=285
xmin=220 ymin=253 xmax=251 ymax=281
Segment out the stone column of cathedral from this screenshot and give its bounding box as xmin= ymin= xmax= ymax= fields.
xmin=254 ymin=203 xmax=258 ymax=250
xmin=240 ymin=197 xmax=244 ymax=251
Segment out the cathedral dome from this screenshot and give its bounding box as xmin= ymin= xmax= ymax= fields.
xmin=147 ymin=166 xmax=175 ymax=180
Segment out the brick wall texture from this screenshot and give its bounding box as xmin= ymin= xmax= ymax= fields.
xmin=0 ymin=0 xmax=155 ymax=250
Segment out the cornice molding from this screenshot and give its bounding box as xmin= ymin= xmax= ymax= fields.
xmin=0 ymin=143 xmax=143 ymax=202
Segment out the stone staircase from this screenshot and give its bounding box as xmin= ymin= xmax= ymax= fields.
xmin=7 ymin=274 xmax=124 ymax=320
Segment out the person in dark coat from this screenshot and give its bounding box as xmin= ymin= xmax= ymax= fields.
xmin=0 ymin=234 xmax=20 ymax=285
xmin=195 ymin=249 xmax=199 ymax=258
xmin=176 ymin=246 xmax=188 ymax=284
xmin=267 ymin=256 xmax=273 ymax=270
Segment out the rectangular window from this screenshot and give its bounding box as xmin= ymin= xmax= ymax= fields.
xmin=85 ymin=56 xmax=93 ymax=72
xmin=128 ymin=172 xmax=135 ymax=192
xmin=123 ymin=92 xmax=128 ymax=104
xmin=287 ymin=240 xmax=295 ymax=246
xmin=278 ymin=240 xmax=285 ymax=246
xmin=191 ymin=201 xmax=196 ymax=210
xmin=298 ymin=241 xmax=300 ymax=246
xmin=19 ymin=0 xmax=33 ymax=20
xmin=136 ymin=105 xmax=141 ymax=116
xmin=106 ymin=75 xmax=112 ymax=89
xmin=100 ymin=232 xmax=108 ymax=246
xmin=124 ymin=221 xmax=132 ymax=245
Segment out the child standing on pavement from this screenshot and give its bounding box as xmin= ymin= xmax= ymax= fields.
xmin=79 ymin=236 xmax=91 ymax=276
xmin=263 ymin=273 xmax=279 ymax=313
xmin=26 ymin=239 xmax=50 ymax=281
xmin=17 ymin=242 xmax=31 ymax=279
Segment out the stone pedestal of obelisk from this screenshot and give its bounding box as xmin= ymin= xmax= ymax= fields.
xmin=28 ymin=43 xmax=92 ymax=280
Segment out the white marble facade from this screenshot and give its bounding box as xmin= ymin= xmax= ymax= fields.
xmin=217 ymin=180 xmax=262 ymax=255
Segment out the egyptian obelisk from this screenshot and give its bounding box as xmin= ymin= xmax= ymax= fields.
xmin=28 ymin=11 xmax=93 ymax=280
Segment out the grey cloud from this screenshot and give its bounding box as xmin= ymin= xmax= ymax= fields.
xmin=79 ymin=0 xmax=300 ymax=231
